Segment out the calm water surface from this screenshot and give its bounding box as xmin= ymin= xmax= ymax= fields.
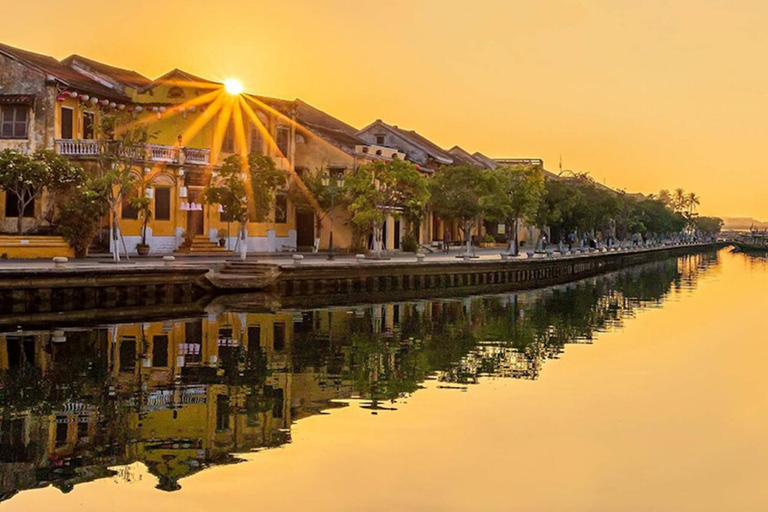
xmin=1 ymin=249 xmax=767 ymax=511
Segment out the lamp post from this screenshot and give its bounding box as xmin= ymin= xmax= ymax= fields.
xmin=322 ymin=172 xmax=344 ymax=260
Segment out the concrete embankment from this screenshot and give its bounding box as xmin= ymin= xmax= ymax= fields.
xmin=0 ymin=243 xmax=723 ymax=319
xmin=274 ymin=244 xmax=723 ymax=300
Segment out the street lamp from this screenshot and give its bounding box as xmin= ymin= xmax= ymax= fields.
xmin=323 ymin=171 xmax=345 ymax=260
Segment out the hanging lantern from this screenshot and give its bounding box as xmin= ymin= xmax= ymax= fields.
xmin=135 ymin=105 xmax=143 ymax=112
xmin=189 ymin=106 xmax=196 ymax=112
xmin=117 ymin=104 xmax=126 ymax=110
xmin=100 ymin=99 xmax=110 ymax=106
xmin=152 ymin=106 xmax=159 ymax=112
xmin=159 ymin=106 xmax=167 ymax=113
xmin=109 ymin=101 xmax=117 ymax=108
xmin=90 ymin=97 xmax=99 ymax=104
xmin=126 ymin=106 xmax=134 ymax=112
xmin=180 ymin=202 xmax=189 ymax=211
xmin=81 ymin=94 xmax=90 ymax=101
xmin=56 ymin=96 xmax=66 ymax=102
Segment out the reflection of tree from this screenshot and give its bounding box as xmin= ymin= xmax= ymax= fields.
xmin=0 ymin=250 xmax=720 ymax=499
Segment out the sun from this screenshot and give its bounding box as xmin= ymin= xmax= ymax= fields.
xmin=224 ymin=78 xmax=244 ymax=95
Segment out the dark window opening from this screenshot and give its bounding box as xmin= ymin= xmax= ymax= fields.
xmin=216 ymin=394 xmax=230 ymax=431
xmin=184 ymin=320 xmax=203 ymax=363
xmin=1 ymin=106 xmax=29 ymax=139
xmin=273 ymin=322 xmax=286 ymax=352
xmin=121 ymin=190 xmax=138 ymax=220
xmin=60 ymin=107 xmax=74 ymax=139
xmin=155 ymin=188 xmax=171 ymax=221
xmin=276 ymin=127 xmax=290 ymax=157
xmin=275 ymin=194 xmax=287 ymax=224
xmin=250 ymin=125 xmax=263 ymax=155
xmin=55 ymin=420 xmax=68 ymax=447
xmin=266 ymin=387 xmax=284 ymax=418
xmin=119 ymin=336 xmax=136 ymax=372
xmin=152 ymin=335 xmax=169 ymax=367
xmin=375 ymin=134 xmax=385 ymax=145
xmin=168 ymin=86 xmax=185 ymax=98
xmin=5 ymin=194 xmax=35 ymax=218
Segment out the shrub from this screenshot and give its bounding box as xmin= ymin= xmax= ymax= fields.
xmin=56 ymin=183 xmax=109 ymax=258
xmin=401 ymin=234 xmax=419 ymax=253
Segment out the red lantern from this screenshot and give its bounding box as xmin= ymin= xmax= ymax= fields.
xmin=56 ymin=96 xmax=66 ymax=102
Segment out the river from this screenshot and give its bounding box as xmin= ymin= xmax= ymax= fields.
xmin=1 ymin=248 xmax=766 ymax=511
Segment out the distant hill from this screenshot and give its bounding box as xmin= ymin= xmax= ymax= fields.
xmin=722 ymin=217 xmax=768 ymax=230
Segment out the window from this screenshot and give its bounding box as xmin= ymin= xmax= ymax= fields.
xmin=168 ymin=86 xmax=185 ymax=98
xmin=249 ymin=125 xmax=263 ymax=155
xmin=222 ymin=121 xmax=235 ymax=153
xmin=4 ymin=195 xmax=34 ymax=218
xmin=155 ymin=188 xmax=171 ymax=221
xmin=55 ymin=419 xmax=68 ymax=447
xmin=216 ymin=394 xmax=230 ymax=431
xmin=83 ymin=112 xmax=95 ymax=139
xmin=152 ymin=335 xmax=169 ymax=367
xmin=60 ymin=107 xmax=74 ymax=139
xmin=274 ymin=194 xmax=287 ymax=224
xmin=375 ymin=134 xmax=385 ymax=145
xmin=276 ymin=126 xmax=290 ymax=157
xmin=119 ymin=336 xmax=136 ymax=372
xmin=121 ymin=190 xmax=138 ymax=220
xmin=0 ymin=106 xmax=28 ymax=139
xmin=273 ymin=322 xmax=286 ymax=351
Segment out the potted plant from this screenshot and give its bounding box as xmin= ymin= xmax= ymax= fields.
xmin=131 ymin=196 xmax=152 ymax=256
xmin=217 ymin=228 xmax=228 ymax=247
xmin=480 ymin=234 xmax=496 ymax=248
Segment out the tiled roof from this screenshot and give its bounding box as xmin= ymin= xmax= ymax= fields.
xmin=390 ymin=125 xmax=453 ymax=164
xmin=61 ymin=54 xmax=151 ymax=90
xmin=448 ymin=146 xmax=492 ymax=168
xmin=0 ymin=41 xmax=130 ymax=101
xmin=141 ymin=68 xmax=222 ymax=92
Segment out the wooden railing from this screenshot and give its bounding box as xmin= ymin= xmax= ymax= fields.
xmin=55 ymin=139 xmax=211 ymax=166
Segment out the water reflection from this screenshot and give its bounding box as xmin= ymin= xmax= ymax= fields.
xmin=0 ymin=252 xmax=719 ymax=502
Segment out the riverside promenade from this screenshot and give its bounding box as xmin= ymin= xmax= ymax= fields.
xmin=0 ymin=242 xmax=724 ymax=321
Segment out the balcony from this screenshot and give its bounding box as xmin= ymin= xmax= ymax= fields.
xmin=55 ymin=139 xmax=211 ymax=166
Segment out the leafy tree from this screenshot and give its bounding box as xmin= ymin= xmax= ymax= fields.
xmin=430 ymin=165 xmax=496 ymax=256
xmin=95 ymin=112 xmax=155 ymax=261
xmin=288 ymin=168 xmax=349 ymax=251
xmin=346 ymin=159 xmax=430 ymax=258
xmin=249 ymin=154 xmax=287 ymax=223
xmin=694 ymin=216 xmax=723 ymax=236
xmin=55 ymin=180 xmax=110 ymax=257
xmin=203 ymin=155 xmax=251 ymax=259
xmin=0 ymin=149 xmax=84 ymax=235
xmin=487 ymin=164 xmax=545 ymax=254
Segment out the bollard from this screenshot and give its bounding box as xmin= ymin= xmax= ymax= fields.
xmin=292 ymin=254 xmax=304 ymax=265
xmin=355 ymin=254 xmax=366 ymax=264
xmin=501 ymin=252 xmax=511 ymax=261
xmin=163 ymin=255 xmax=176 ymax=267
xmin=416 ymin=253 xmax=426 ymax=264
xmin=52 ymin=256 xmax=68 ymax=268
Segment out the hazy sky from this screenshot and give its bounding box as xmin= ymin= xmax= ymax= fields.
xmin=5 ymin=0 xmax=767 ymax=218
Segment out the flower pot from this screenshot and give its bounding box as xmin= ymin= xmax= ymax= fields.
xmin=136 ymin=244 xmax=150 ymax=256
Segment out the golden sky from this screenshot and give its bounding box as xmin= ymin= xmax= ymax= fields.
xmin=5 ymin=0 xmax=767 ymax=218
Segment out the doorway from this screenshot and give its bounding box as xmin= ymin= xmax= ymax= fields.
xmin=296 ymin=210 xmax=315 ymax=249
xmin=187 ymin=189 xmax=204 ymax=236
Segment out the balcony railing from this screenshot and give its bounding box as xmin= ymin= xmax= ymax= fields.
xmin=54 ymin=139 xmax=211 ymax=166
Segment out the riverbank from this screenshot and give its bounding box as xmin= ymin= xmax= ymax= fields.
xmin=0 ymin=242 xmax=724 ymax=319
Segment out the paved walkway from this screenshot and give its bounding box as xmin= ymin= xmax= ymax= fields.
xmin=0 ymin=244 xmax=715 ymax=272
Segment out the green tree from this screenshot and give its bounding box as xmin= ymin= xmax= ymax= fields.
xmin=0 ymin=149 xmax=84 ymax=235
xmin=95 ymin=112 xmax=155 ymax=261
xmin=430 ymin=165 xmax=496 ymax=256
xmin=694 ymin=216 xmax=723 ymax=236
xmin=346 ymin=159 xmax=430 ymax=258
xmin=55 ymin=180 xmax=110 ymax=258
xmin=203 ymin=155 xmax=251 ymax=260
xmin=487 ymin=164 xmax=545 ymax=255
xmin=288 ymin=169 xmax=349 ymax=252
xmin=249 ymin=154 xmax=287 ymax=223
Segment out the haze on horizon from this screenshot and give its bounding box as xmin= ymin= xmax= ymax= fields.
xmin=7 ymin=0 xmax=766 ymax=219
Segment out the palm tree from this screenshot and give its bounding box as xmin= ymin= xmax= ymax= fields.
xmin=673 ymin=188 xmax=688 ymax=213
xmin=686 ymin=192 xmax=700 ymax=215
